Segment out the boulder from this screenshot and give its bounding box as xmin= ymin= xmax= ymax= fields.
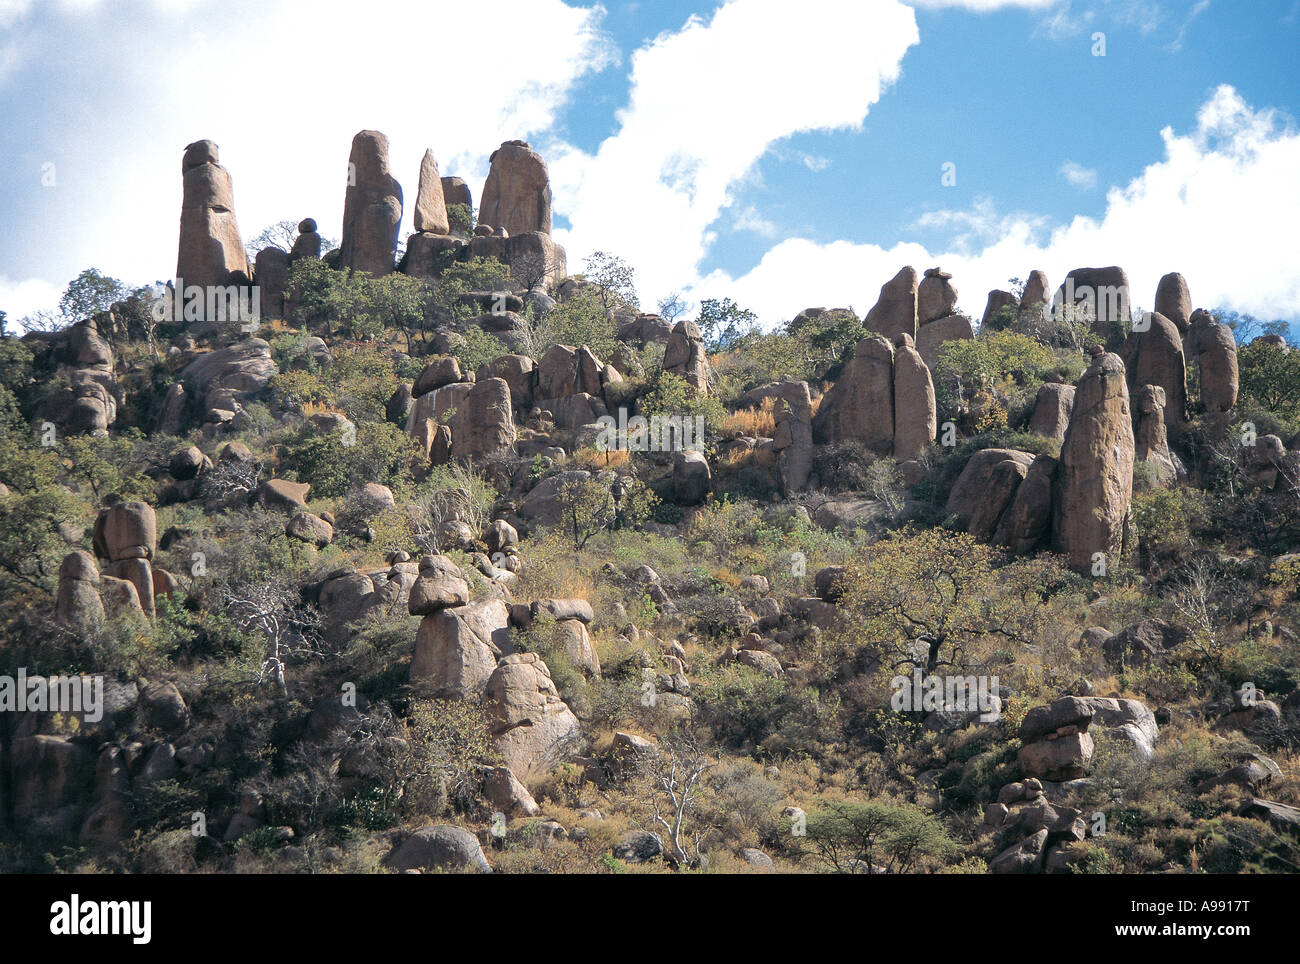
xmin=1102 ymin=618 xmax=1188 ymax=668
xmin=93 ymin=502 xmax=157 ymax=562
xmin=981 ymin=289 xmax=1018 ymax=329
xmin=479 ymin=140 xmax=552 ymax=237
xmin=412 ymin=356 xmax=464 ymax=398
xmin=1018 ymin=731 xmax=1093 ymax=781
xmin=484 ymin=653 xmax=581 ymax=780
xmin=993 ymin=454 xmax=1057 ymax=554
xmin=481 ymin=766 xmax=540 ymax=817
xmin=411 ymin=599 xmax=512 ymax=698
xmin=1028 ymin=383 xmax=1075 ymax=440
xmin=918 ymin=267 xmax=958 ymax=324
xmin=1133 ymin=385 xmax=1179 ymax=489
xmin=946 ymin=448 xmax=1035 ymax=531
xmin=180 ymin=338 xmax=277 ymax=410
xmin=1055 ymin=266 xmax=1131 ymax=342
xmin=892 ymin=333 xmax=936 ymax=460
xmin=1186 ymin=310 xmax=1238 ymax=412
xmin=340 ymin=130 xmax=402 ymax=276
xmin=1052 ymin=350 xmax=1134 ymax=572
xmin=813 ymin=335 xmax=894 ymax=452
xmin=741 ymin=381 xmax=813 ymax=494
xmin=531 ymin=598 xmax=595 ymax=624
xmin=477 ymin=354 xmax=536 ymax=410
xmin=1154 ymin=272 xmax=1192 ymax=333
xmin=1021 ymin=270 xmax=1051 ymax=311
xmin=290 ymin=218 xmax=322 ymax=260
xmin=664 ymin=320 xmax=710 ymax=392
xmin=914 ymin=312 xmax=973 ymax=372
xmin=168 ymin=445 xmax=208 ymax=482
xmin=441 ymin=176 xmax=472 ymax=214
xmin=451 ymin=378 xmax=516 ymax=461
xmin=256 ymin=479 xmax=310 ymax=511
xmin=407 ymin=555 xmax=471 ymax=615
xmin=990 ymin=829 xmax=1047 ymax=874
xmin=412 ymin=148 xmax=449 ymax=235
xmin=286 ymin=512 xmax=334 ymax=547
xmin=386 ymin=826 xmax=492 ymax=873
xmin=55 ymin=550 xmax=104 ymax=627
xmin=254 ymin=246 xmax=289 ymax=320
xmin=673 ymin=450 xmax=711 ymax=505
xmin=176 ymin=139 xmax=249 ymax=296
xmin=864 ymin=266 xmax=918 ymax=343
xmin=1126 ymin=312 xmax=1186 ymax=427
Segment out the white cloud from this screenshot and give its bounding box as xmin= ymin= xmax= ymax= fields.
xmin=732 ymin=204 xmax=778 ymax=237
xmin=692 ymin=85 xmax=1300 ymax=325
xmin=551 ymin=0 xmax=920 ymax=300
xmin=0 ymin=275 xmax=63 ymax=321
xmin=1059 ymin=159 xmax=1098 ymax=189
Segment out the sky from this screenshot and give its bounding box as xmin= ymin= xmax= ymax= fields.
xmin=2 ymin=0 xmax=1298 ymax=336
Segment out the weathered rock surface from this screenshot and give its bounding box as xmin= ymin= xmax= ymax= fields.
xmin=413 ymin=149 xmax=449 ymax=235
xmin=864 ymin=266 xmax=918 ymax=343
xmin=479 ymin=140 xmax=552 ymax=237
xmin=340 ymin=130 xmax=402 ymax=276
xmin=1052 ymin=350 xmax=1134 ymax=573
xmin=484 ymin=653 xmax=581 ymax=780
xmin=177 ymin=139 xmax=249 ymax=294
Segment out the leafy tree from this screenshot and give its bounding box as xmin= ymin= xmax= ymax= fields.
xmin=362 ymin=272 xmax=431 ymax=353
xmin=1213 ymin=309 xmax=1290 ymax=345
xmin=529 ymin=285 xmax=619 ymax=360
xmin=639 ymin=372 xmax=727 ymax=442
xmin=696 ymin=297 xmax=756 ymax=351
xmin=936 ymin=330 xmax=1059 ymax=396
xmin=245 ymin=219 xmax=300 ymax=259
xmin=1237 ymin=339 xmax=1300 ymax=422
xmin=445 ymin=202 xmax=473 ymax=236
xmin=581 ymin=251 xmax=638 ymax=313
xmin=835 ymin=527 xmax=1071 ymax=674
xmin=59 ymin=268 xmax=126 ymax=325
xmin=451 ymin=325 xmax=506 ymax=374
xmin=557 ymin=475 xmax=615 ymax=549
xmin=801 ymin=799 xmax=957 ymax=873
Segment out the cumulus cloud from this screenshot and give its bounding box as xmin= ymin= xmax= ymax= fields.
xmin=550 ymin=0 xmax=921 ymax=299
xmin=693 ymin=85 xmax=1300 ymax=325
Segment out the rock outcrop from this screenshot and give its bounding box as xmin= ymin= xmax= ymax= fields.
xmin=479 ymin=140 xmax=552 ymax=237
xmin=484 ymin=653 xmax=581 ymax=780
xmin=663 ymin=320 xmax=710 ymax=393
xmin=1052 ymin=348 xmax=1134 ymax=572
xmin=340 ymin=130 xmax=402 ymax=276
xmin=176 ymin=139 xmax=249 ymax=294
xmin=1125 ymin=311 xmax=1186 ymax=427
xmin=813 ymin=335 xmax=894 ymax=452
xmin=412 ymin=149 xmax=449 ymax=235
xmin=864 ymin=266 xmax=918 ymax=343
xmin=1154 ymin=272 xmax=1192 ymax=333
xmin=1185 ymin=309 xmax=1239 ymax=412
xmin=892 ymin=333 xmax=937 ymax=461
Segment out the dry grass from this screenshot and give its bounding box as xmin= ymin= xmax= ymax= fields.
xmin=572 ymin=446 xmax=631 ymax=470
xmin=721 ymin=397 xmax=776 ymax=438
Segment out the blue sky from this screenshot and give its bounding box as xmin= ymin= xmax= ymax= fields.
xmin=2 ymin=0 xmax=1298 ymax=335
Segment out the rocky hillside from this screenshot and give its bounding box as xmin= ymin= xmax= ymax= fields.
xmin=1 ymin=131 xmax=1298 ymax=875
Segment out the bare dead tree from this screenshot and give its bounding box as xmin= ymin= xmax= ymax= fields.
xmin=218 ymin=576 xmax=324 ymax=697
xmin=635 ymin=727 xmax=718 ymax=869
